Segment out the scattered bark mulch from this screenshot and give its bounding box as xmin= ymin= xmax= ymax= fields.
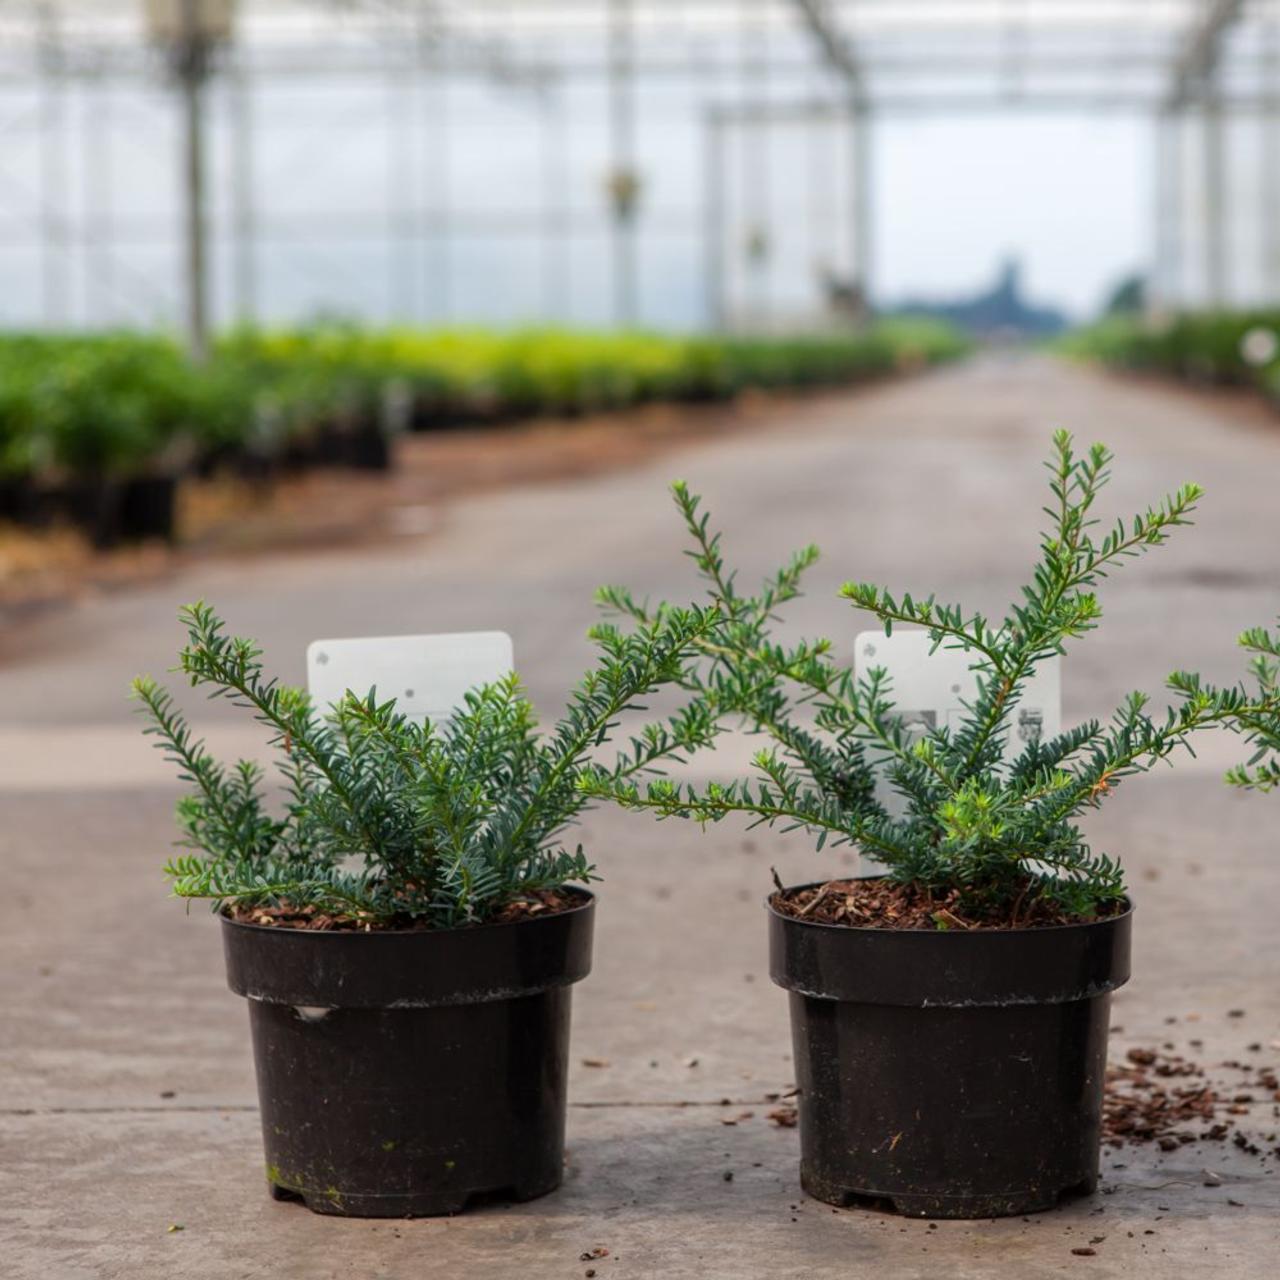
xmin=1103 ymin=1043 xmax=1280 ymax=1157
xmin=771 ymin=878 xmax=1121 ymax=931
xmin=225 ymin=887 xmax=582 ymax=933
xmin=766 ymin=1104 xmax=798 ymax=1128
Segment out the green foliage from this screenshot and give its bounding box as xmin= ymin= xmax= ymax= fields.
xmin=135 ymin=599 xmax=722 ymax=927
xmin=0 ymin=333 xmax=196 ymax=478
xmin=1061 ymin=310 xmax=1280 ymax=396
xmin=587 ymin=432 xmax=1280 ymax=920
xmin=0 ymin=322 xmax=969 ymax=493
xmin=1224 ymin=621 xmax=1280 ymax=793
xmin=209 ymin=322 xmax=968 ymax=436
xmin=1101 ymin=274 xmax=1146 ymax=318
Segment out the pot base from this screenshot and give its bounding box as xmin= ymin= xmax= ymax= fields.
xmin=250 ymin=993 xmax=571 ymax=1219
xmin=266 ymin=1171 xmax=561 ymax=1218
xmin=800 ymin=1168 xmax=1098 ymax=1220
xmin=223 ymin=895 xmax=594 ymax=1219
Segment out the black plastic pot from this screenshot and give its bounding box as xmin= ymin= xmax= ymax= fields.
xmin=308 ymin=423 xmax=348 ymax=469
xmin=221 ymin=890 xmax=595 ymax=1217
xmin=230 ymin=447 xmax=277 ymax=487
xmin=339 ymin=421 xmax=392 ymax=471
xmin=118 ymin=474 xmax=177 ymax=543
xmin=769 ymin=884 xmax=1131 ymax=1219
xmin=0 ymin=476 xmax=37 ymax=525
xmin=55 ymin=478 xmax=123 ymax=549
xmin=407 ymin=399 xmax=440 ymax=433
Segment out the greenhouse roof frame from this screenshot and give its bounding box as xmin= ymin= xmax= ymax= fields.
xmin=0 ymin=1 xmax=1277 ymax=344
xmin=0 ymin=1 xmax=1275 ymax=114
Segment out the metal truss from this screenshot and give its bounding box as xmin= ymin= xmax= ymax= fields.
xmin=0 ymin=0 xmax=1276 ymax=336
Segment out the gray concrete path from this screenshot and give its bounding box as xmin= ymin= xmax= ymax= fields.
xmin=2 ymin=354 xmax=1279 ymax=1278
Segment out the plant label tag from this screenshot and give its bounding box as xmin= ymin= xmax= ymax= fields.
xmin=854 ymin=630 xmax=1061 ymax=760
xmin=852 ymin=629 xmax=1061 ymax=872
xmin=306 ymin=632 xmax=514 ymax=722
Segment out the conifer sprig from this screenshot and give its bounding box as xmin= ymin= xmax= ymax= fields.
xmin=591 ymin=432 xmax=1280 ymax=919
xmin=136 ymin=599 xmax=723 ymax=926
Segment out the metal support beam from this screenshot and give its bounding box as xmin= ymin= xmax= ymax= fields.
xmin=1165 ymin=0 xmax=1244 ymax=109
xmin=789 ymin=2 xmax=872 ymax=312
xmin=738 ymin=0 xmax=772 ymax=331
xmin=83 ymin=80 xmax=113 ymax=325
xmin=38 ymin=10 xmax=70 ymax=327
xmin=790 ymin=0 xmax=866 ymax=105
xmin=421 ymin=65 xmax=452 ymax=322
xmin=607 ymin=0 xmax=637 ymax=327
xmin=228 ymin=61 xmax=256 ymax=325
xmin=173 ymin=0 xmax=212 ymax=362
xmin=703 ymin=115 xmax=725 ymax=332
xmin=1151 ymin=108 xmax=1183 ymax=313
xmin=12 ymin=45 xmax=1280 ymax=86
xmin=387 ymin=66 xmax=416 ymax=320
xmin=1264 ymin=10 xmax=1280 ymax=303
xmin=180 ymin=62 xmax=209 ymax=358
xmin=1163 ymin=2 xmax=1243 ymax=307
xmin=1203 ymin=88 xmax=1227 ymax=307
xmin=850 ymin=102 xmax=872 ymax=311
xmin=540 ymin=85 xmax=570 ymax=320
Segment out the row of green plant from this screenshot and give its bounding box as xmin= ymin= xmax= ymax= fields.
xmin=1060 ymin=310 xmax=1280 ymax=399
xmin=0 ymin=320 xmax=969 ymax=488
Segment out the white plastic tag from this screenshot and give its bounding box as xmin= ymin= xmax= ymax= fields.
xmin=306 ymin=631 xmax=514 ymax=722
xmin=852 ymin=630 xmax=1061 ymax=871
xmin=854 ymin=629 xmax=1061 ymax=763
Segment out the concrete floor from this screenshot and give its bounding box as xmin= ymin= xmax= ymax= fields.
xmin=2 ymin=353 xmax=1279 ymax=1278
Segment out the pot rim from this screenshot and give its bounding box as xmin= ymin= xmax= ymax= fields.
xmin=219 ymin=883 xmax=595 ymax=939
xmin=767 ymin=878 xmax=1133 ymax=1006
xmin=766 ymin=877 xmax=1134 ymax=936
xmin=221 ymin=885 xmax=595 ymax=1008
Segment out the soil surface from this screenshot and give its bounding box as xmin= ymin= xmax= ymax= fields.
xmin=224 ymin=886 xmax=584 ymax=932
xmin=771 ymin=877 xmax=1124 ymax=931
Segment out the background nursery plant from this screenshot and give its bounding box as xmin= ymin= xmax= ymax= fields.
xmin=590 ymin=431 xmax=1280 ymax=926
xmin=134 ymin=599 xmax=721 ymax=928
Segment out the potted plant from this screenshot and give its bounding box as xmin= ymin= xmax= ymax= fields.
xmin=588 ymin=432 xmax=1280 ymax=1219
xmin=134 ymin=599 xmax=719 ymax=1217
xmin=0 ymin=364 xmax=37 ymax=525
xmin=31 ymin=335 xmax=193 ymax=546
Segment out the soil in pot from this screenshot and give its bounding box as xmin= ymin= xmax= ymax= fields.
xmin=769 ymin=878 xmax=1131 ymax=1220
xmin=222 ymin=888 xmax=594 ymax=1218
xmin=772 ymin=877 xmax=1126 ymax=931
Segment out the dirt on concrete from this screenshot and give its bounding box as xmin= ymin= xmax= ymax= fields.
xmin=1103 ymin=1040 xmax=1280 ymax=1156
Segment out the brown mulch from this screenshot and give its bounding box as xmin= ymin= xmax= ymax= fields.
xmin=224 ymin=887 xmax=581 ymax=933
xmin=1103 ymin=1043 xmax=1280 ymax=1156
xmin=766 ymin=1104 xmax=798 ymax=1128
xmin=770 ymin=878 xmax=1120 ymax=931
